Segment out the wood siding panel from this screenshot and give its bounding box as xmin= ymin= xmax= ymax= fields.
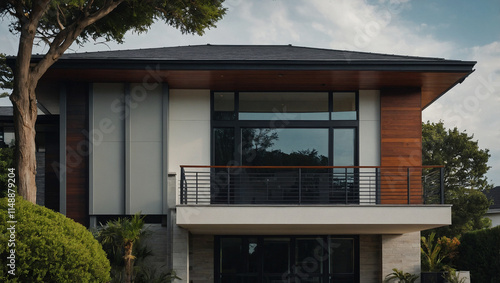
xmin=42 ymin=69 xmax=471 ymax=109
xmin=380 ymin=88 xmax=422 ymax=204
xmin=65 ymin=83 xmax=89 ymax=226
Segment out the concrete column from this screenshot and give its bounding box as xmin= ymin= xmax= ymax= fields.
xmin=190 ymin=235 xmax=214 ymax=282
xmin=171 ymin=210 xmax=189 ymax=282
xmin=360 ymin=235 xmax=381 ymax=283
xmin=381 ymin=232 xmax=421 ymax=283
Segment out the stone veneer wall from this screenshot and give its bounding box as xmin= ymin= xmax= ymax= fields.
xmin=360 ymin=235 xmax=382 ymax=282
xmin=189 ymin=235 xmax=214 ymax=283
xmin=142 ymin=224 xmax=169 ymax=271
xmin=381 ymin=232 xmax=421 ymax=283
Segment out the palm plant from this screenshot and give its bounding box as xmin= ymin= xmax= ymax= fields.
xmin=97 ymin=213 xmax=148 ymax=283
xmin=384 ymin=268 xmax=419 ymax=283
xmin=421 ymin=232 xmax=446 ymax=272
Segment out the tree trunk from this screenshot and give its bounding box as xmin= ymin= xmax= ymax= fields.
xmin=124 ymin=241 xmax=134 ymax=283
xmin=10 ymin=84 xmax=38 ymax=204
xmin=10 ymin=8 xmax=41 ymax=204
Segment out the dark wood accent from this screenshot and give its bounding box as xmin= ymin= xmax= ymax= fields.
xmin=65 ymin=82 xmax=89 ymax=226
xmin=380 ymin=88 xmax=422 ymax=204
xmin=41 ymin=69 xmax=469 ymax=109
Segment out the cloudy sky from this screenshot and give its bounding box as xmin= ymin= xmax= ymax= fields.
xmin=1 ymin=0 xmax=499 ymax=185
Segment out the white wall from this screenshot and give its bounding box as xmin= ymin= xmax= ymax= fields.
xmin=91 ymin=83 xmax=165 ymax=215
xmin=487 ymin=211 xmax=500 ymax=227
xmin=359 ymin=90 xmax=380 ymax=166
xmin=358 ymin=90 xmax=380 ymax=204
xmin=92 ymin=83 xmax=125 ymax=214
xmin=129 ymin=83 xmax=163 ymax=214
xmin=168 ymin=89 xmax=211 ymax=204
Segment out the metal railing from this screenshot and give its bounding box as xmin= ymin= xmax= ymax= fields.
xmin=180 ymin=166 xmax=444 ymax=205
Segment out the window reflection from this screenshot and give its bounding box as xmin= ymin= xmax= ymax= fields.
xmin=239 ymin=92 xmax=329 ymax=120
xmin=332 ymin=92 xmax=356 ymax=120
xmin=214 ymin=128 xmax=235 ymax=166
xmin=333 ymin=128 xmax=355 ymax=166
xmin=214 ymin=92 xmax=236 ymax=120
xmin=241 ymin=128 xmax=329 ymax=166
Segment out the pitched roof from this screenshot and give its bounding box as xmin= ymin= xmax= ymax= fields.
xmin=486 ymin=186 xmax=500 ymax=210
xmin=58 ymin=44 xmax=445 ymax=61
xmin=30 ymin=44 xmax=474 ymax=72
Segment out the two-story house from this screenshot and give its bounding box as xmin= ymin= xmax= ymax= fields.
xmin=19 ymin=45 xmax=475 ymax=282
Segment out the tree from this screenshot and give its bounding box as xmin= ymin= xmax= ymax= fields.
xmin=0 ymin=53 xmax=14 ymax=97
xmin=96 ymin=213 xmax=149 ymax=283
xmin=422 ymin=121 xmax=492 ymax=238
xmin=1 ymin=1 xmax=226 ymax=204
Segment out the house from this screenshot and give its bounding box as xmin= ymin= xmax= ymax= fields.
xmin=10 ymin=45 xmax=475 ymax=282
xmin=486 ymin=186 xmax=500 ymax=227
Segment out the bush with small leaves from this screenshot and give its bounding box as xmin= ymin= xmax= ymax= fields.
xmin=0 ymin=196 xmax=111 ymax=282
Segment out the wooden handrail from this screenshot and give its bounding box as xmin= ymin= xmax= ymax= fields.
xmin=180 ymin=165 xmax=444 ymax=169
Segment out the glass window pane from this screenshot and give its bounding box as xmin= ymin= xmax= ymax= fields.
xmin=263 ymin=238 xmax=290 ymax=274
xmin=333 ymin=129 xmax=355 ymax=166
xmin=214 ymin=128 xmax=235 ymax=166
xmin=295 ymin=238 xmax=325 ymax=274
xmin=330 ymin=238 xmax=354 ymax=274
xmin=332 ymin=92 xmax=356 ymax=120
xmin=214 ymin=92 xmax=236 ymax=120
xmin=220 ymin=237 xmax=260 ymax=275
xmin=242 ymin=128 xmax=328 ymax=166
xmin=239 ymin=92 xmax=329 ymax=120
xmin=220 ymin=238 xmax=244 ymax=273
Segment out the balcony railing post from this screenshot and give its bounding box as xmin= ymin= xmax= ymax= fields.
xmin=195 ymin=172 xmax=199 ymax=204
xmin=227 ymin=167 xmax=231 ymax=204
xmin=440 ymin=167 xmax=445 ymax=204
xmin=375 ymin=167 xmax=380 ymax=204
xmin=180 ymin=167 xmax=185 ymax=204
xmin=407 ymin=167 xmax=411 ymax=204
xmin=298 ymin=168 xmax=302 ymax=205
xmin=345 ymin=168 xmax=348 ymax=204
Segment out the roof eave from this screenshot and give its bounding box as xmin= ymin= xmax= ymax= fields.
xmin=42 ymin=58 xmax=477 ymax=73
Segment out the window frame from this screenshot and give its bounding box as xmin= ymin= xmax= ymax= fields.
xmin=211 ymin=91 xmax=360 ymax=167
xmin=214 ymin=235 xmax=361 ymax=283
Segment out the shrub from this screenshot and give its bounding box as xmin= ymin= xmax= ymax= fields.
xmin=0 ymin=147 xmax=15 ymax=198
xmin=456 ymin=226 xmax=500 ymax=282
xmin=384 ymin=268 xmax=419 ymax=283
xmin=0 ymin=196 xmax=111 ymax=282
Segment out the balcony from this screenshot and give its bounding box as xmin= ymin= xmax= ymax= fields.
xmin=180 ymin=166 xmax=444 ymax=205
xmin=177 ymin=166 xmax=451 ymax=235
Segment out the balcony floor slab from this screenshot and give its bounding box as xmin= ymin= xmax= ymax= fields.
xmin=176 ymin=205 xmax=451 ymax=235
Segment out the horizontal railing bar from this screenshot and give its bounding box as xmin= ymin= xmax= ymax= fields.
xmin=180 ymin=165 xmax=444 ymax=169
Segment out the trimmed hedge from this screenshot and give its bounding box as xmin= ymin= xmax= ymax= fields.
xmin=456 ymin=226 xmax=500 ymax=282
xmin=0 ymin=197 xmax=111 ymax=282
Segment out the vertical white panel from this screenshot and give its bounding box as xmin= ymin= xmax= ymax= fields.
xmin=92 ymin=83 xmax=125 ymax=214
xmin=359 ymin=90 xmax=380 ymax=204
xmin=168 ymin=89 xmax=211 ymax=205
xmin=129 ymin=83 xmax=163 ymax=214
xmin=359 ymin=90 xmax=380 ymax=166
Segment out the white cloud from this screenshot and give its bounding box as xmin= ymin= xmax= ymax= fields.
xmin=424 ymin=41 xmax=500 ymax=185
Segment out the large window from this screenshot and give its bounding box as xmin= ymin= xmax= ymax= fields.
xmin=216 ymin=235 xmax=359 ymax=283
xmin=212 ymin=91 xmax=358 ymax=167
xmin=211 ymin=92 xmax=359 ymax=204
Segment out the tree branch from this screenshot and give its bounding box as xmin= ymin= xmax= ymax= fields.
xmin=30 ymin=0 xmax=125 ymax=82
xmin=56 ymin=4 xmax=65 ymax=30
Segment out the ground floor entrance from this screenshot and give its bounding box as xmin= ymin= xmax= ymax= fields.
xmin=215 ymin=235 xmax=359 ymax=283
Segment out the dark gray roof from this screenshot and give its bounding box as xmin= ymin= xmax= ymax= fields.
xmin=58 ymin=44 xmax=447 ymax=62
xmin=14 ymin=44 xmax=474 ymax=73
xmin=486 ymin=186 xmax=500 ymax=210
xmin=0 ymin=106 xmax=13 ymax=116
